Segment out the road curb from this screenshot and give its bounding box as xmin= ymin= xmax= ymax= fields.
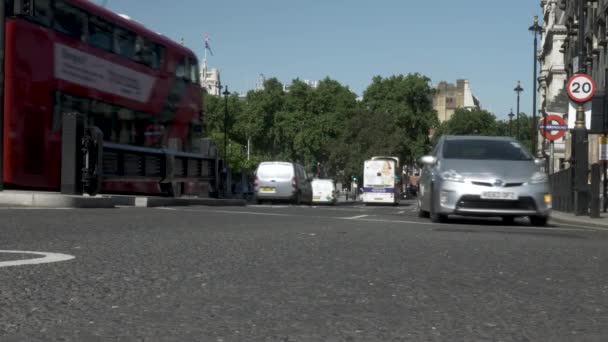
xmin=129 ymin=197 xmax=247 ymax=208
xmin=549 ymin=213 xmax=608 ymax=229
xmin=0 ymin=191 xmax=115 ymax=208
xmin=0 ymin=191 xmax=247 ymax=209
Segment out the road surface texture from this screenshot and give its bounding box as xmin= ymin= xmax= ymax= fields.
xmin=0 ymin=202 xmax=607 ymax=341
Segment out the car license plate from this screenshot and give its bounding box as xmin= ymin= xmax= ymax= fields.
xmin=313 ymin=196 xmax=321 ymax=200
xmin=260 ymin=187 xmax=276 ymax=193
xmin=481 ymin=191 xmax=517 ymax=200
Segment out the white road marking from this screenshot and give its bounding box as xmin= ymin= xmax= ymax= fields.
xmin=158 ymin=207 xmax=291 ymax=217
xmin=344 ymin=215 xmax=369 ymax=220
xmin=0 ymin=250 xmax=75 ymax=268
xmin=0 ymin=207 xmax=73 ymax=210
xmin=398 ymin=211 xmax=405 ymax=214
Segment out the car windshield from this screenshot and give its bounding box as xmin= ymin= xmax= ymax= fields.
xmin=442 ymin=139 xmax=533 ymax=161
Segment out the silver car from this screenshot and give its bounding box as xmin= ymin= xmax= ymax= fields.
xmin=254 ymin=161 xmax=313 ymax=205
xmin=417 ymin=136 xmax=551 ymax=226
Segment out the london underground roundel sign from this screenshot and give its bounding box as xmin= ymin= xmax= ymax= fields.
xmin=538 ymin=114 xmax=568 ymax=141
xmin=567 ymin=74 xmax=596 ymax=103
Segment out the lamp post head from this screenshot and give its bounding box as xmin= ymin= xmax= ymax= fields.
xmin=222 ymin=85 xmax=230 ymax=96
xmin=529 ymin=15 xmax=543 ymax=33
xmin=508 ymin=109 xmax=515 ymax=119
xmin=514 ymin=81 xmax=524 ymax=94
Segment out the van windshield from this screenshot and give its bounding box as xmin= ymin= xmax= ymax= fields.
xmin=257 ymin=164 xmax=293 ymax=180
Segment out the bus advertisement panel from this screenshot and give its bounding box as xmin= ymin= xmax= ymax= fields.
xmin=362 ymin=157 xmax=400 ymax=204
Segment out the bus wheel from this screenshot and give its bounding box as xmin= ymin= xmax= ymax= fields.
xmin=161 ymin=182 xmax=183 ymax=198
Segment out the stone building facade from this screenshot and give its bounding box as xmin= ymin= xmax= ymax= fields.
xmin=538 ymin=0 xmax=569 ymax=172
xmin=433 ymin=80 xmax=481 ymax=123
xmin=558 ymin=0 xmax=608 ymax=167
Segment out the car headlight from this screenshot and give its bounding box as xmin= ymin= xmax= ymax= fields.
xmin=528 ymin=172 xmax=548 ymax=184
xmin=439 ymin=170 xmax=465 ymax=183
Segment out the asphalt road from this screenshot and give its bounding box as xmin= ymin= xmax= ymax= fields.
xmin=1 ymin=201 xmax=607 ymax=341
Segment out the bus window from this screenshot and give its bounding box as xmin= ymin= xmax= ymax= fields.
xmin=175 ymin=58 xmax=187 ymax=79
xmin=152 ymin=44 xmax=165 ymax=69
xmin=189 ymin=57 xmax=199 ymax=83
xmin=114 ymin=27 xmax=135 ymax=59
xmin=139 ymin=39 xmax=158 ymax=69
xmin=33 ymin=0 xmax=52 ymax=27
xmin=134 ymin=35 xmax=145 ymax=63
xmin=88 ymin=16 xmax=113 ymax=51
xmin=53 ymin=1 xmax=86 ymax=41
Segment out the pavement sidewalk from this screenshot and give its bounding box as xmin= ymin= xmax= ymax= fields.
xmin=0 ymin=190 xmax=246 ymax=209
xmin=550 ymin=210 xmax=608 ymax=229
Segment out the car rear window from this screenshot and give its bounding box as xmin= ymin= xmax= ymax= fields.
xmin=313 ymin=181 xmax=334 ymax=191
xmin=442 ymin=139 xmax=533 ymax=161
xmin=257 ymin=164 xmax=293 ymax=180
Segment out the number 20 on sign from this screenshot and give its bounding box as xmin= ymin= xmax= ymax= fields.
xmin=567 ymin=74 xmax=596 ymax=103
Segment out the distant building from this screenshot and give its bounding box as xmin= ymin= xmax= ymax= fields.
xmin=283 ymin=79 xmax=320 ymax=92
xmin=201 ymin=63 xmax=221 ymax=96
xmin=433 ymin=80 xmax=481 ymax=122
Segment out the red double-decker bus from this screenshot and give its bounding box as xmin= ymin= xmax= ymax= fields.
xmin=2 ymin=0 xmax=205 ymax=195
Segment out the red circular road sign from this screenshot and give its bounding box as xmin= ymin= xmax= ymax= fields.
xmin=567 ymin=73 xmax=596 ymax=103
xmin=539 ymin=114 xmax=568 ymax=141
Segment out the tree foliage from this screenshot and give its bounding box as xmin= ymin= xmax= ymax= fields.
xmin=203 ymin=74 xmax=439 ymax=182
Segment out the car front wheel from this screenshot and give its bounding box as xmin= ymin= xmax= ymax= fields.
xmin=418 ymin=198 xmax=430 ymax=218
xmin=529 ymin=215 xmax=548 ymax=226
xmin=429 ymin=185 xmax=448 ymax=223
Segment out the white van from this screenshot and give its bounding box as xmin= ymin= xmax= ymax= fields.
xmin=311 ymin=179 xmax=338 ymax=205
xmin=255 ymin=161 xmax=313 ymax=204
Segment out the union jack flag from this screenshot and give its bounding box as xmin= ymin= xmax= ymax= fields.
xmin=205 ymin=33 xmax=214 ymax=56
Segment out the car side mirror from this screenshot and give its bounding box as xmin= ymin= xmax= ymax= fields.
xmin=419 ymin=155 xmax=437 ymax=166
xmin=534 ymin=158 xmax=545 ymax=167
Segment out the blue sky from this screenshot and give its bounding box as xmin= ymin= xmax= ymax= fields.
xmin=103 ymin=0 xmax=542 ymax=119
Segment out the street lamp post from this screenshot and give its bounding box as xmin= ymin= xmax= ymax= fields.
xmin=508 ymin=109 xmax=515 ymax=136
xmin=223 ymin=85 xmax=230 ymax=166
xmin=529 ymin=15 xmax=543 ymax=156
xmin=514 ymin=81 xmax=524 ymax=141
xmin=572 ymin=0 xmax=589 ymax=216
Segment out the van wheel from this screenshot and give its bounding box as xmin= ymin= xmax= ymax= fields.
xmin=293 ymin=192 xmax=302 ymax=205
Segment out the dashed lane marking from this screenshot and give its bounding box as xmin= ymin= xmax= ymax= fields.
xmin=0 ymin=250 xmax=75 ymax=268
xmin=344 ymin=215 xmax=370 ymax=220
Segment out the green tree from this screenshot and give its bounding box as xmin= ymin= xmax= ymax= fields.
xmin=433 ymin=108 xmax=501 ymax=139
xmin=360 ymin=73 xmax=438 ymax=167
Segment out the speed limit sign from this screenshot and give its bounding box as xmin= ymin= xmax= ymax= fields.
xmin=567 ymin=74 xmax=596 ymax=103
